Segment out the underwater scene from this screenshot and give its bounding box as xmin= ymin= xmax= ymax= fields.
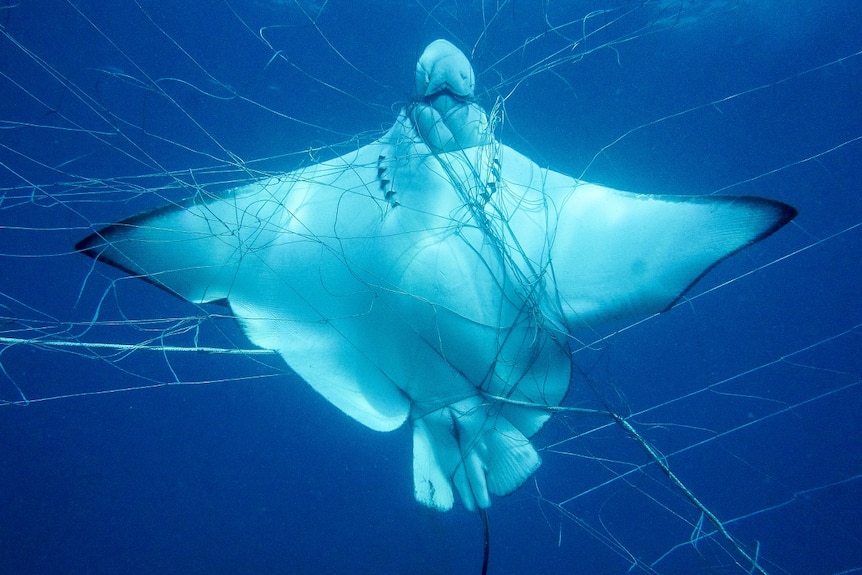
xmin=1 ymin=2 xmax=860 ymax=574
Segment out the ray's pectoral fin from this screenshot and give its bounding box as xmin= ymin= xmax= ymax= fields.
xmin=75 ymin=176 xmax=416 ymax=434
xmin=550 ymin=183 xmax=798 ymax=328
xmin=74 ymin=186 xmax=267 ymax=305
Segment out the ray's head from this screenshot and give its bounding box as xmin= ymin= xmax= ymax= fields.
xmin=415 ymin=39 xmax=475 ymax=99
xmin=410 ymin=40 xmax=488 ymax=153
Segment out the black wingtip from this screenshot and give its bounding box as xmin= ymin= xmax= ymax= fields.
xmin=75 ymin=225 xmax=122 ymax=261
xmin=747 ymin=197 xmax=797 ymax=243
xmin=74 ymin=231 xmax=100 ymax=258
xmin=768 ymin=197 xmax=798 ymax=225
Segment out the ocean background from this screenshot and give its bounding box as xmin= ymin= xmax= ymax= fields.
xmin=1 ymin=1 xmax=860 ymax=574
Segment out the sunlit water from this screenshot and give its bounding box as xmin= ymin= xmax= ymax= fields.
xmin=2 ymin=2 xmax=860 ymax=573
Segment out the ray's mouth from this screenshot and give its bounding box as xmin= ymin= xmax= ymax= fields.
xmin=422 ymin=88 xmax=470 ymax=104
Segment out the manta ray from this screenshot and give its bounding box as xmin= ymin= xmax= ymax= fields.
xmin=77 ymin=40 xmax=796 ymax=512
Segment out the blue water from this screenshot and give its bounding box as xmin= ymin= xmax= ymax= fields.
xmin=1 ymin=1 xmax=861 ymax=573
